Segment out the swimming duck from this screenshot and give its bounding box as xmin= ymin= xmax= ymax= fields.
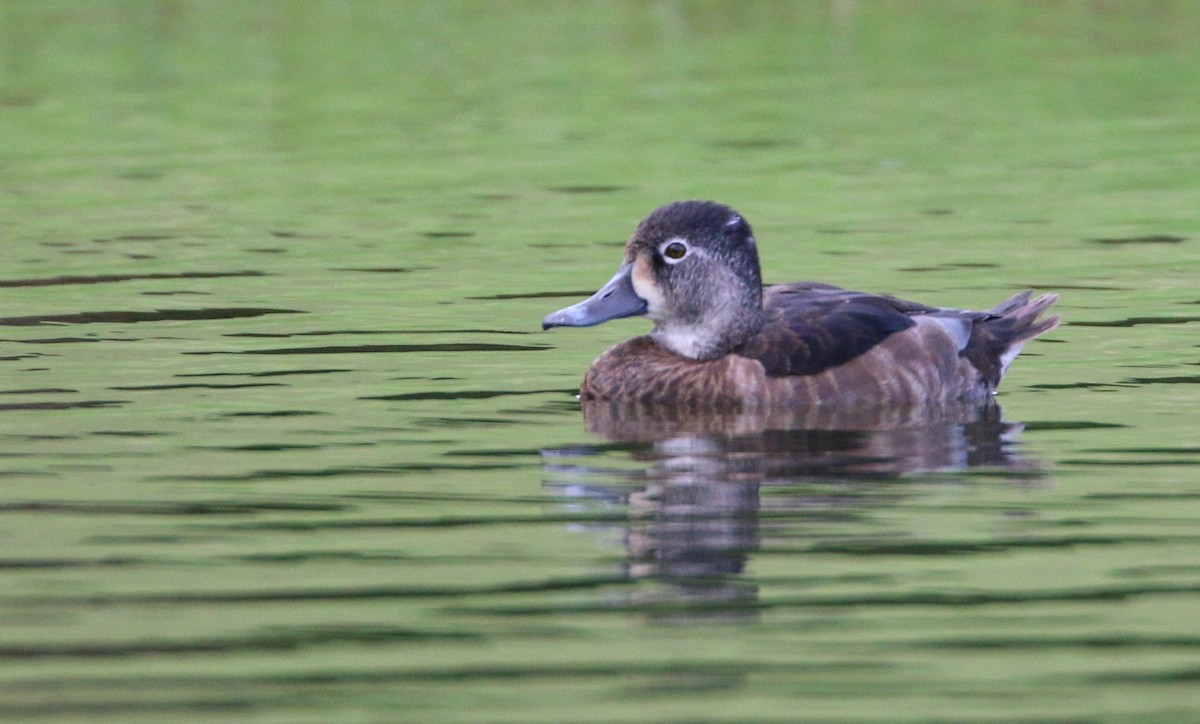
xmin=543 ymin=201 xmax=1059 ymax=409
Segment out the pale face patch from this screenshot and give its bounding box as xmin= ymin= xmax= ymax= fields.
xmin=631 ymin=253 xmax=667 ymax=320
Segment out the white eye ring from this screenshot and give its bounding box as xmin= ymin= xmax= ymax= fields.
xmin=659 ymin=237 xmax=689 ymax=264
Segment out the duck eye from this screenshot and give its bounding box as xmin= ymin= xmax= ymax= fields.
xmin=663 ymin=241 xmax=688 ymax=260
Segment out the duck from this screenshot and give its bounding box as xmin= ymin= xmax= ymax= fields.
xmin=542 ymin=200 xmax=1059 ymax=409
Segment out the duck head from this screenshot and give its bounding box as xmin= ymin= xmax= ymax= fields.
xmin=543 ymin=200 xmax=766 ymax=360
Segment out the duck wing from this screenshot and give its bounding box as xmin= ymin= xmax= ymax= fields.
xmin=735 ymin=283 xmax=940 ymax=377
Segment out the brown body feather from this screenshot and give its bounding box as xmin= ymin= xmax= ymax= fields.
xmin=580 ymin=286 xmax=1060 ymax=409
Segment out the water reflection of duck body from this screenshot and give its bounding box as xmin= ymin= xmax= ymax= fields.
xmin=582 ymin=399 xmax=1029 ymax=478
xmin=544 ymin=400 xmax=1040 ymax=624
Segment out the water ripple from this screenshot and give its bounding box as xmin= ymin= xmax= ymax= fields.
xmin=0 ymin=308 xmax=301 ymax=326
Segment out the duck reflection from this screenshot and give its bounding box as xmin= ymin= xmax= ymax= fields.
xmin=542 ymin=399 xmax=1039 ymax=624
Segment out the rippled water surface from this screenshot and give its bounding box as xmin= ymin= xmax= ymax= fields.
xmin=3 ymin=2 xmax=1199 ymax=721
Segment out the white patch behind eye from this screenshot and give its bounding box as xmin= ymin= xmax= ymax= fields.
xmin=659 ymin=236 xmax=690 ymax=265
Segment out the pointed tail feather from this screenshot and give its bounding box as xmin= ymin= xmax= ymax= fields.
xmin=971 ymin=291 xmax=1060 ymax=386
xmin=1002 ymin=292 xmax=1060 ymax=345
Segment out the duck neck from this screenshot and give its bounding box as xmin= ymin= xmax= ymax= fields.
xmin=652 ymin=287 xmax=765 ymax=361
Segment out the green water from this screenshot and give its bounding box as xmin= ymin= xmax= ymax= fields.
xmin=2 ymin=2 xmax=1199 ymax=721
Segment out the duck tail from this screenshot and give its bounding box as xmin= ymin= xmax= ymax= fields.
xmin=989 ymin=291 xmax=1061 ymax=344
xmin=970 ymin=291 xmax=1061 ymax=387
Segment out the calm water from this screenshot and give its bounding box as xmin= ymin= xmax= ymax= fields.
xmin=2 ymin=2 xmax=1199 ymax=721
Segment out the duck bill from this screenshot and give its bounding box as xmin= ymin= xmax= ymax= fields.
xmin=542 ymin=262 xmax=648 ymax=329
